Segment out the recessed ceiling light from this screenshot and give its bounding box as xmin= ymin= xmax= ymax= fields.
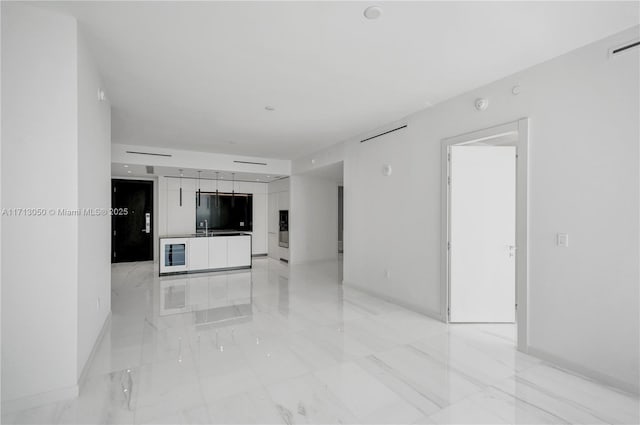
xmin=364 ymin=6 xmax=382 ymax=20
xmin=127 ymin=170 xmax=132 ymax=174
xmin=123 ymin=165 xmax=129 ymax=168
xmin=265 ymin=106 xmax=275 ymax=111
xmin=266 ymin=175 xmax=271 ymax=178
xmin=256 ymin=178 xmax=261 ymax=181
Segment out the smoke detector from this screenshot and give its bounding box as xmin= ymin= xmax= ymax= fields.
xmin=364 ymin=6 xmax=382 ymax=20
xmin=474 ymin=98 xmax=489 ymax=111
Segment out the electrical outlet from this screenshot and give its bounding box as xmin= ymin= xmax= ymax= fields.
xmin=557 ymin=233 xmax=569 ymax=248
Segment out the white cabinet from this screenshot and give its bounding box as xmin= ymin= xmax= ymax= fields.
xmin=161 ymin=234 xmax=252 ymax=275
xmin=268 ymin=192 xmax=278 ymax=233
xmin=188 ymin=238 xmax=209 ymax=271
xmin=268 ymin=233 xmax=278 ymax=260
xmin=167 ymin=189 xmax=196 ymax=235
xmin=208 ymin=237 xmax=228 ymax=269
xmin=277 ymin=191 xmax=289 ymax=210
xmin=268 ymin=186 xmax=289 ymax=260
xmin=279 ymin=246 xmax=289 ymax=262
xmin=228 ymin=236 xmax=251 ymax=268
xmin=251 ymin=193 xmax=267 ymax=254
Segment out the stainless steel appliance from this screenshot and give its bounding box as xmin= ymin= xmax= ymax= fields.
xmin=279 ymin=210 xmax=289 ymax=248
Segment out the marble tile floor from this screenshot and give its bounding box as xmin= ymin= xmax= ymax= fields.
xmin=3 ymin=258 xmax=638 ymax=424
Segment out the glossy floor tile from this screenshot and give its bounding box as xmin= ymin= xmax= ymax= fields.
xmin=3 ymin=258 xmax=638 ymax=424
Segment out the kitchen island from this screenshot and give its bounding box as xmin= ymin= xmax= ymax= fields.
xmin=160 ymin=232 xmax=251 ymax=275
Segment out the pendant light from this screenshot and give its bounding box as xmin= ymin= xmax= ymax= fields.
xmin=231 ymin=172 xmax=236 ymax=207
xmin=215 ymin=172 xmax=220 ymax=208
xmin=206 ymin=172 xmax=210 ymax=209
xmin=178 ymin=169 xmax=183 ymax=207
xmin=197 ymin=171 xmax=202 ymax=207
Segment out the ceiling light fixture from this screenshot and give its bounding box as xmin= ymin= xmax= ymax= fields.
xmin=123 ymin=164 xmax=129 ymax=168
xmin=127 ymin=170 xmax=132 ymax=174
xmin=197 ymin=171 xmax=202 ymax=207
xmin=179 ymin=169 xmax=183 ymax=207
xmin=364 ymin=6 xmax=382 ymax=20
xmin=231 ymin=173 xmax=236 ymax=207
xmin=215 ymin=171 xmax=220 ymax=208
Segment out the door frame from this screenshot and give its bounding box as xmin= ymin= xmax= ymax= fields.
xmin=440 ymin=118 xmax=530 ymax=353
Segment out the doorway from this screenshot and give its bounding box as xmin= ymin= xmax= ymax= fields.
xmin=112 ymin=179 xmax=154 ymax=263
xmin=441 ymin=119 xmax=529 ymax=351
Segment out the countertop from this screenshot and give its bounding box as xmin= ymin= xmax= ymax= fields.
xmin=160 ymin=232 xmax=251 ymax=239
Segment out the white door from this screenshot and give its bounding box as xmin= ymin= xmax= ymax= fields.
xmin=449 ymin=146 xmax=516 ymax=323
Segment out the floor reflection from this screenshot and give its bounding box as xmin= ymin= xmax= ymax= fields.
xmin=4 ymin=258 xmax=637 ymax=425
xmin=159 ymin=270 xmax=254 ymax=327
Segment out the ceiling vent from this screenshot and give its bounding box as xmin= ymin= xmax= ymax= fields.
xmin=125 ymin=150 xmax=172 ymax=157
xmin=234 ymin=160 xmax=267 ymax=166
xmin=609 ymin=38 xmax=640 ymax=58
xmin=146 ymin=166 xmax=154 ymax=174
xmin=360 ymin=124 xmax=407 ymax=144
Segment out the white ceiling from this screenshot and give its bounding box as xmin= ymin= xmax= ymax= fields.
xmin=111 ymin=162 xmax=284 ymax=183
xmin=42 ymin=1 xmax=638 ymax=159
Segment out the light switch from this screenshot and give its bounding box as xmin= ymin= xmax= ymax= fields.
xmin=557 ymin=233 xmax=569 ymax=248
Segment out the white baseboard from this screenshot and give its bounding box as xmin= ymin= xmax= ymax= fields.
xmin=527 ymin=346 xmax=639 ymax=396
xmin=78 ymin=312 xmax=112 ymax=390
xmin=342 ymin=280 xmax=443 ymax=322
xmin=288 ymin=256 xmax=340 ymax=266
xmin=1 ymin=384 xmax=78 ymax=414
xmin=2 ymin=312 xmax=113 ymax=414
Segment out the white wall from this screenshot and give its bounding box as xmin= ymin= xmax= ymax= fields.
xmin=289 ymin=175 xmax=339 ymax=264
xmin=158 ymin=177 xmax=268 ymax=255
xmin=1 ymin=1 xmax=4 ymax=412
xmin=1 ymin=4 xmax=79 ymax=403
xmin=77 ymin=32 xmax=112 ymax=378
xmin=2 ymin=4 xmax=113 ymax=407
xmin=292 ymin=27 xmax=640 ymax=393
